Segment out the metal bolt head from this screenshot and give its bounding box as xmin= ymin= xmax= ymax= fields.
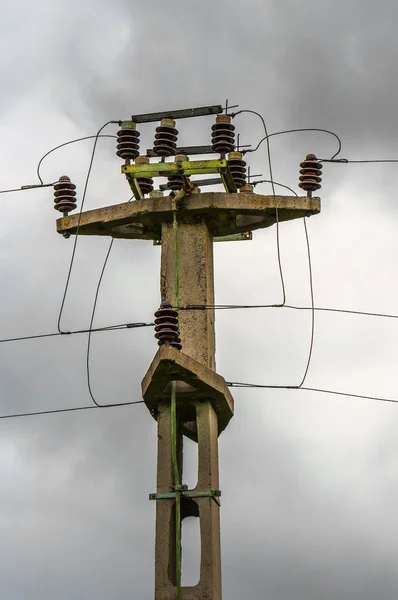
xmin=120 ymin=120 xmax=137 ymax=130
xmin=215 ymin=114 xmax=232 ymax=125
xmin=227 ymin=151 xmax=243 ymax=161
xmin=175 ymin=154 xmax=189 ymax=163
xmin=239 ymin=183 xmax=254 ymax=193
xmin=160 ymin=118 xmax=176 ymax=128
xmin=135 ymin=155 xmax=149 ymax=165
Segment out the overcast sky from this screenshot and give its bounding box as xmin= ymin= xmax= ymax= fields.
xmin=1 ymin=1 xmax=398 ymax=598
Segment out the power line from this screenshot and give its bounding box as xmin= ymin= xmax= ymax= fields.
xmin=0 ymin=321 xmax=154 ymax=345
xmin=0 ymin=182 xmax=56 ymax=195
xmin=87 ymin=238 xmax=115 ymax=407
xmin=320 ymin=158 xmax=398 ymax=164
xmin=226 ymin=382 xmax=398 ymax=406
xmin=242 ymin=127 xmax=343 ymax=161
xmin=36 ymin=134 xmax=118 ymax=185
xmin=233 ymin=109 xmax=286 ymax=305
xmin=0 ymin=399 xmax=145 ymax=421
xmin=57 ymin=122 xmax=119 ymax=334
xmin=180 ymin=303 xmax=398 ymax=320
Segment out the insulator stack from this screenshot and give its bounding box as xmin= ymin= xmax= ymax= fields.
xmin=135 ymin=156 xmax=154 ymax=195
xmin=211 ymin=115 xmax=235 ymax=154
xmin=53 ymin=176 xmax=77 ymax=215
xmin=154 ymin=301 xmax=182 ymax=350
xmin=153 ymin=118 xmax=178 ymax=157
xmin=227 ymin=151 xmax=246 ymax=189
xmin=116 ymin=121 xmax=140 ymax=160
xmin=168 ymin=154 xmax=189 ymax=191
xmin=298 ymin=154 xmax=322 ymax=195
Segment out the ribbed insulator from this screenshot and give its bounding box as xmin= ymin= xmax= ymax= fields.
xmin=134 ymin=156 xmax=153 ymax=195
xmin=298 ymin=154 xmax=322 ymax=193
xmin=137 ymin=177 xmax=154 ymax=195
xmin=54 ymin=176 xmax=77 ymax=215
xmin=211 ymin=115 xmax=235 ymax=154
xmin=227 ymin=151 xmax=246 ymax=189
xmin=168 ymin=154 xmax=189 ymax=191
xmin=116 ymin=121 xmax=140 ymax=160
xmin=154 ymin=301 xmax=182 ymax=350
xmin=153 ymin=118 xmax=178 ymax=157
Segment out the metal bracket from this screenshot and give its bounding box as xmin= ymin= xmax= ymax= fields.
xmin=149 ymin=489 xmax=221 ymax=506
xmin=122 ymin=159 xmax=237 ymax=200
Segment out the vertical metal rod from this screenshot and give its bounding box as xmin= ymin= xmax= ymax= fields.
xmin=171 ymin=194 xmax=182 ymax=599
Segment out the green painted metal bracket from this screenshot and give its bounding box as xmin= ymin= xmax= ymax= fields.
xmin=122 ymin=159 xmax=228 ymax=178
xmin=214 ymin=231 xmax=252 ymax=242
xmin=149 ymin=489 xmax=221 ymax=501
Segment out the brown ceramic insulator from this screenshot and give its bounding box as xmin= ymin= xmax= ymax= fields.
xmin=116 ymin=124 xmax=140 ymax=160
xmin=53 ymin=176 xmax=77 ymax=214
xmin=153 ymin=118 xmax=178 ymax=157
xmin=227 ymin=151 xmax=246 ymax=189
xmin=137 ymin=177 xmax=154 ymax=195
xmin=298 ymin=153 xmax=323 ymax=193
xmin=167 ymin=175 xmax=184 ymax=191
xmin=211 ymin=115 xmax=235 ymax=154
xmin=154 ymin=301 xmax=182 ymax=350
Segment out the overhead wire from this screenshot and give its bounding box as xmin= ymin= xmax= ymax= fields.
xmin=244 ymin=127 xmax=342 ymax=160
xmin=56 ymin=121 xmax=119 ymax=334
xmin=226 ymin=382 xmax=398 ymax=406
xmin=0 ymin=320 xmax=153 ymax=345
xmin=0 ymin=399 xmax=145 ymax=422
xmin=232 ymin=109 xmax=286 ymax=305
xmin=36 ymin=134 xmax=117 ymax=185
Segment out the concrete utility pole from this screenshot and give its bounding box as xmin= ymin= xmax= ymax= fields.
xmin=56 ymin=105 xmax=320 ymax=600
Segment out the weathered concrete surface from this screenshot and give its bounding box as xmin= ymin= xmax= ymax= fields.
xmin=160 ymin=218 xmax=215 ymax=370
xmin=141 ymin=346 xmax=234 ymax=435
xmin=56 ymin=192 xmax=320 ymax=240
xmin=154 ymin=399 xmax=221 ymax=600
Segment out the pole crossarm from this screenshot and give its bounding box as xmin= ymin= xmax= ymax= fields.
xmin=56 ymin=192 xmax=320 ymax=241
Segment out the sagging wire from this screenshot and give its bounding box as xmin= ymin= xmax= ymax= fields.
xmin=36 ymin=134 xmax=117 ymax=185
xmin=243 ymin=127 xmax=342 ymax=161
xmin=231 ymin=109 xmax=286 ymax=306
xmin=56 ymin=122 xmax=119 ymax=334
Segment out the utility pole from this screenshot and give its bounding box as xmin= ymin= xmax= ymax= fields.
xmin=55 ymin=104 xmax=320 ymax=600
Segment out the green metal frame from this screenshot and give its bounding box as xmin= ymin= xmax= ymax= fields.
xmin=122 ymin=158 xmax=238 ymax=200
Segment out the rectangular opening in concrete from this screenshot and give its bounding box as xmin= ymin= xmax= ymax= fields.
xmin=181 ymin=516 xmax=201 ymax=587
xmin=182 ymin=434 xmax=198 ymax=490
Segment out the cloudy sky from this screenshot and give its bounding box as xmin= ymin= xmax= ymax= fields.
xmin=1 ymin=0 xmax=398 ymax=598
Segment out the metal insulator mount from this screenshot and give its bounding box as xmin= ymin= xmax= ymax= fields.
xmin=227 ymin=151 xmax=246 ymax=189
xmin=153 ymin=118 xmax=178 ymax=157
xmin=54 ymin=176 xmax=77 ymax=215
xmin=298 ymin=154 xmax=322 ymax=195
xmin=211 ymin=114 xmax=235 ymax=154
xmin=154 ymin=301 xmax=182 ymax=350
xmin=135 ymin=156 xmax=154 ymax=195
xmin=116 ymin=121 xmax=140 ymax=160
xmin=167 ymin=154 xmax=189 ymax=192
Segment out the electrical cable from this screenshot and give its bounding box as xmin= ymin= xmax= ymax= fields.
xmin=0 ymin=320 xmax=154 ymax=345
xmin=232 ymin=109 xmax=286 ymax=305
xmin=0 ymin=399 xmax=145 ymax=421
xmin=226 ymin=382 xmax=398 ymax=406
xmin=86 ymin=238 xmax=115 ymax=407
xmin=320 ymin=158 xmax=398 ymax=164
xmin=244 ymin=127 xmax=342 ymax=161
xmin=36 ymin=134 xmax=117 ymax=185
xmin=180 ymin=303 xmax=398 ymax=320
xmin=0 ymin=182 xmax=56 ymax=195
xmin=56 ymin=122 xmax=119 ymax=334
